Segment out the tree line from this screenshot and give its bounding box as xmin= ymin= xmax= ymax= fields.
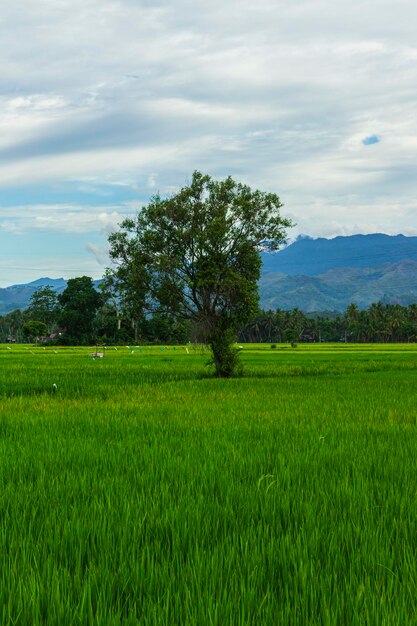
xmin=2 ymin=282 xmax=417 ymax=346
xmin=0 ymin=278 xmax=191 ymax=346
xmin=239 ymin=303 xmax=417 ymax=344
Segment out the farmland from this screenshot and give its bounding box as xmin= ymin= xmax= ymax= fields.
xmin=1 ymin=343 xmax=417 ymax=625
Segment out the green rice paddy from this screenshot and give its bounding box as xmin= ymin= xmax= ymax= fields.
xmin=1 ymin=343 xmax=417 ymax=625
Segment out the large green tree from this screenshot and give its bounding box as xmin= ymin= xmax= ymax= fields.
xmin=108 ymin=171 xmax=292 ymax=376
xmin=58 ymin=276 xmax=102 ymax=344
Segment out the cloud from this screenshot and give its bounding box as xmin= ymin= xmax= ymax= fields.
xmin=0 ymin=205 xmax=134 ymax=235
xmin=1 ymin=0 xmax=417 ymax=284
xmin=85 ymin=242 xmax=110 ymax=266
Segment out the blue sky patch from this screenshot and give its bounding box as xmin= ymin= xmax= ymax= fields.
xmin=363 ymin=135 xmax=381 ymax=146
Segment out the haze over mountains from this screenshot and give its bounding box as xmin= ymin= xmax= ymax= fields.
xmin=1 ymin=234 xmax=417 ymax=315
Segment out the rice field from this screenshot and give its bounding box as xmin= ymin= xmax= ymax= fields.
xmin=1 ymin=343 xmax=417 ymax=625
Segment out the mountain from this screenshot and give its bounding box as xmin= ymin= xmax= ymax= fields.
xmin=258 ymin=233 xmax=417 ymax=311
xmin=8 ymin=277 xmax=68 ymax=290
xmin=259 ymin=260 xmax=417 ymax=312
xmin=2 ymin=234 xmax=417 ymax=315
xmin=260 ymin=233 xmax=417 ymax=275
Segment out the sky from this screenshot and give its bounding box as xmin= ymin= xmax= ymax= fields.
xmin=1 ymin=0 xmax=417 ymax=287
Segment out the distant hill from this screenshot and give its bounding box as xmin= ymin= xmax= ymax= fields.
xmin=8 ymin=277 xmax=68 ymax=290
xmin=2 ymin=234 xmax=417 ymax=315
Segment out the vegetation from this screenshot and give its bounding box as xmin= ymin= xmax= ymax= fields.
xmin=239 ymin=302 xmax=417 ymax=344
xmin=2 ymin=281 xmax=417 ymax=346
xmin=25 ymin=285 xmax=59 ymax=332
xmin=1 ymin=343 xmax=417 ymax=624
xmin=58 ymin=276 xmax=103 ymax=345
xmin=106 ymin=171 xmax=292 ymax=376
xmin=22 ymin=320 xmax=47 ymax=342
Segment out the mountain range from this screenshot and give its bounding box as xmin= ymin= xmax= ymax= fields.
xmin=258 ymin=233 xmax=417 ymax=312
xmin=1 ymin=234 xmax=417 ymax=314
xmin=260 ymin=233 xmax=417 ymax=275
xmin=259 ymin=260 xmax=417 ymax=312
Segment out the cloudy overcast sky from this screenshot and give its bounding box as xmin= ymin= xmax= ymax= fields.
xmin=1 ymin=0 xmax=416 ymax=286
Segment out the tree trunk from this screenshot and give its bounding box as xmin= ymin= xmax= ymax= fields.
xmin=209 ymin=328 xmax=240 ymax=378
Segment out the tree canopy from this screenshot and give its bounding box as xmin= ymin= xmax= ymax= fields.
xmin=22 ymin=320 xmax=48 ymax=342
xmin=58 ymin=276 xmax=102 ymax=344
xmin=107 ymin=171 xmax=293 ymax=376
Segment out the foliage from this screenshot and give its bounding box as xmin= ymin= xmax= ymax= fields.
xmin=283 ymin=328 xmax=298 ymax=347
xmin=22 ymin=320 xmax=48 ymax=341
xmin=26 ymin=286 xmax=59 ymax=331
xmin=107 ymin=171 xmax=292 ymax=376
xmin=140 ymin=313 xmax=191 ymax=345
xmin=239 ymin=302 xmax=417 ymax=344
xmin=0 ymin=309 xmax=26 ymax=342
xmin=58 ymin=276 xmax=103 ymax=344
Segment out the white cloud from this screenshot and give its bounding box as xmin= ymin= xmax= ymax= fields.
xmin=0 ymin=205 xmax=134 ymax=235
xmin=85 ymin=242 xmax=110 ymax=265
xmin=0 ymin=0 xmax=416 ymax=281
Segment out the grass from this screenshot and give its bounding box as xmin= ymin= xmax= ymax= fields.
xmin=1 ymin=343 xmax=417 ymax=624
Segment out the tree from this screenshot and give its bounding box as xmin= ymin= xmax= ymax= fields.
xmin=100 ymin=267 xmax=144 ymax=341
xmin=0 ymin=309 xmax=25 ymax=342
xmin=93 ymin=302 xmax=120 ymax=341
xmin=108 ymin=171 xmax=292 ymax=376
xmin=345 ymin=303 xmax=360 ymax=341
xmin=288 ymin=307 xmax=307 ymax=341
xmin=23 ymin=320 xmax=48 ymax=343
xmin=26 ymin=286 xmax=59 ymax=332
xmin=58 ymin=276 xmax=102 ymax=344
